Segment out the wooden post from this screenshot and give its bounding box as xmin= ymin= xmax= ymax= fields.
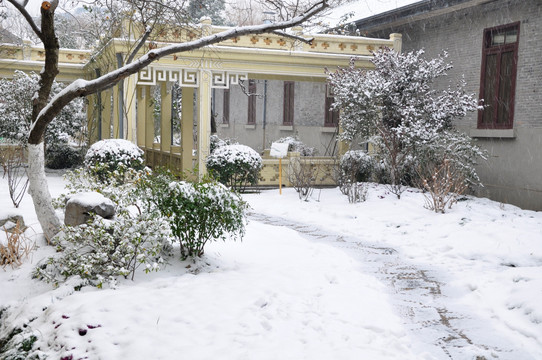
xmin=181 ymin=87 xmax=195 ymax=176
xmin=197 ymin=70 xmax=212 ymax=180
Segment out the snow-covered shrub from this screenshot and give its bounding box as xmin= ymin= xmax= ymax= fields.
xmin=275 ymin=136 xmax=316 ymax=156
xmin=35 ymin=209 xmax=172 ymax=287
xmin=45 ymin=143 xmax=84 ymax=169
xmin=84 ymin=139 xmax=145 ymax=184
xmin=0 ymin=327 xmax=38 ymax=360
xmin=210 ymin=134 xmax=227 ymax=154
xmin=328 ymin=48 xmax=485 ymax=199
xmin=210 ymin=135 xmax=239 ymax=154
xmin=206 ymin=144 xmax=262 ymax=192
xmin=140 ymin=172 xmax=248 ymax=259
xmin=338 ymin=150 xmax=374 ymax=194
xmin=39 ymin=167 xmax=173 ymax=288
xmin=0 ymin=71 xmax=86 ymax=149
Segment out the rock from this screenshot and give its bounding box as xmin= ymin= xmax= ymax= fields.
xmin=0 ymin=213 xmax=26 ymax=233
xmin=64 ymin=192 xmax=115 ymax=227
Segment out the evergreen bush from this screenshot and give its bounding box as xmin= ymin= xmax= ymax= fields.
xmin=37 ymin=163 xmax=176 ymax=288
xmin=35 ymin=209 xmax=173 ymax=288
xmin=328 ymin=49 xmax=486 ymax=199
xmin=84 ymin=139 xmax=145 ymax=184
xmin=45 ymin=144 xmax=84 ymax=169
xmin=206 ymin=144 xmax=262 ymax=192
xmin=139 ymin=172 xmax=248 ymax=259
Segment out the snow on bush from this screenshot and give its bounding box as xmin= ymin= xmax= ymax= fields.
xmin=35 ymin=209 xmax=172 ymax=288
xmin=275 ymin=136 xmax=316 ymax=156
xmin=328 ymin=48 xmax=486 ymax=200
xmin=337 ymin=150 xmax=374 ymax=202
xmin=85 ymin=139 xmax=145 ymax=184
xmin=38 ymin=167 xmax=173 ymax=288
xmin=206 ymin=144 xmax=262 ymax=192
xmin=210 ymin=134 xmax=238 ymax=154
xmin=138 ymin=171 xmax=248 ymax=259
xmin=339 ymin=151 xmax=374 ymax=184
xmin=0 ymin=70 xmax=86 ymax=148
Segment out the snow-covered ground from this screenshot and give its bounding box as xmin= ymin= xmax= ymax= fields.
xmin=1 ymin=172 xmax=541 ymax=359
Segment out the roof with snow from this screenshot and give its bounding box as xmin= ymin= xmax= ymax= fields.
xmin=353 ymin=0 xmax=495 ymax=34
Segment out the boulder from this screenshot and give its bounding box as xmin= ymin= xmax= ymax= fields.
xmin=0 ymin=213 xmax=26 ymax=233
xmin=64 ymin=192 xmax=115 ymax=226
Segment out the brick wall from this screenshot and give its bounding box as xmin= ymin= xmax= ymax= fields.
xmin=365 ymin=0 xmax=542 ymax=210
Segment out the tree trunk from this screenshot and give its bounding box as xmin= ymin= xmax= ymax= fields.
xmin=27 ymin=143 xmax=61 ymax=242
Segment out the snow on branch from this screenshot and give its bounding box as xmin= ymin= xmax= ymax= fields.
xmin=271 ymin=30 xmax=314 ymax=44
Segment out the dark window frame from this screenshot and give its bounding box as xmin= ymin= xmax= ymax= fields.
xmin=477 ymin=22 xmax=520 ymax=130
xmin=247 ymin=80 xmax=256 ymax=125
xmin=222 ymin=88 xmax=230 ymax=124
xmin=283 ymin=81 xmax=295 ymax=126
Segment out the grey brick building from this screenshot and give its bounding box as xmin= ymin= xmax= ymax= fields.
xmin=355 ymin=0 xmax=542 ymax=210
xmin=213 ymin=79 xmax=340 ymax=157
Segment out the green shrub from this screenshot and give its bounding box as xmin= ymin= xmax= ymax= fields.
xmin=140 ymin=172 xmax=248 ymax=259
xmin=35 ymin=208 xmax=173 ymax=288
xmin=84 ymin=139 xmax=144 ymax=184
xmin=45 ymin=144 xmax=84 ymax=169
xmin=340 ymin=150 xmax=374 ymax=182
xmin=206 ymin=144 xmax=262 ymax=192
xmin=40 ymin=166 xmax=173 ymax=288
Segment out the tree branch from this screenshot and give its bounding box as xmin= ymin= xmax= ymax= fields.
xmin=271 ymin=30 xmax=314 ymax=45
xmin=30 ymin=0 xmax=329 ymax=138
xmin=6 ymin=0 xmax=43 ymax=40
xmin=125 ymin=25 xmax=153 ymax=65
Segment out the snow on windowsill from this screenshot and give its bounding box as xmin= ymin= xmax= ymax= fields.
xmin=320 ymin=126 xmax=338 ymax=133
xmin=470 ymin=128 xmax=516 ymax=139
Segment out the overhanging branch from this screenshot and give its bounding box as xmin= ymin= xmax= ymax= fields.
xmin=6 ymin=0 xmax=43 ymax=40
xmin=31 ymin=0 xmax=329 ymax=136
xmin=271 ymin=30 xmax=314 ymax=45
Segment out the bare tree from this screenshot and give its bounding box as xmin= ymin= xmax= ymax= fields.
xmin=226 ymin=0 xmax=265 ymax=26
xmin=3 ymin=0 xmax=329 ymax=241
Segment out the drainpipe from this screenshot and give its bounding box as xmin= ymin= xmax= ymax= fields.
xmin=262 ymin=80 xmax=268 ymax=152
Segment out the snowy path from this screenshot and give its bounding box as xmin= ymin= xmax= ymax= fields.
xmin=248 ymin=211 xmax=535 ymax=360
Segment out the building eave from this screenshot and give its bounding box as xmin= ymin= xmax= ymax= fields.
xmin=354 ymin=0 xmax=498 ymax=33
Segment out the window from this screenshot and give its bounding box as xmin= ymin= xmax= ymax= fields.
xmin=283 ymin=81 xmax=294 ymax=125
xmin=478 ymin=22 xmax=519 ymax=129
xmin=222 ymin=89 xmax=230 ymax=124
xmin=247 ymin=80 xmax=256 ymax=125
xmin=324 ymin=86 xmax=339 ymax=127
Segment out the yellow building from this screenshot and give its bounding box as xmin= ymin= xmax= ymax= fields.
xmin=1 ymin=20 xmax=401 ymax=181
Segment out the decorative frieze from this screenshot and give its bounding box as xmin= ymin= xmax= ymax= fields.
xmin=137 ymin=66 xmax=247 ymax=89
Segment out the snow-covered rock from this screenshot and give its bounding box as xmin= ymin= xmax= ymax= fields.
xmin=64 ymin=192 xmax=115 ymax=226
xmin=0 ymin=212 xmax=25 ymax=233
